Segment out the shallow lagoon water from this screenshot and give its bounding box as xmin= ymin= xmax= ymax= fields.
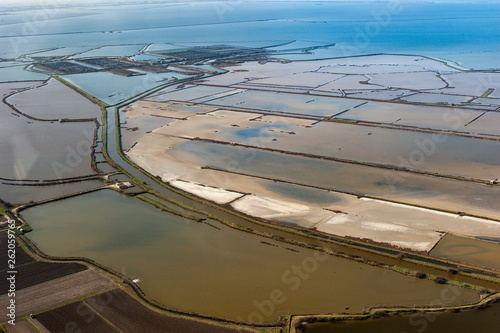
xmin=0 ymin=105 xmax=96 ymax=180
xmin=63 ymin=71 xmax=192 ymax=105
xmin=0 ymin=180 xmax=103 ymax=205
xmin=0 ymin=81 xmax=97 ymax=180
xmin=173 ymin=140 xmax=500 ymax=220
xmin=260 ymin=180 xmax=348 ymax=206
xmin=162 ymin=110 xmax=500 ymax=181
xmin=0 ymin=66 xmax=48 ymax=82
xmin=431 ymin=234 xmax=500 ymax=271
xmin=7 ymin=78 xmax=101 ymax=120
xmin=206 ymin=90 xmax=363 ymax=117
xmin=23 ymin=189 xmax=479 ymax=323
xmin=148 ymin=84 xmax=233 ymax=102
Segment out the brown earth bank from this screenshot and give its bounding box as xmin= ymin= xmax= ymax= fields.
xmin=0 ymin=261 xmax=87 ymax=293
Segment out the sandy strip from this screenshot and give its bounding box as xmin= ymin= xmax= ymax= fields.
xmin=319 ymin=214 xmax=443 ymax=252
xmin=359 ymin=197 xmax=458 ymax=218
xmin=122 ymin=101 xmax=213 ymax=120
xmin=170 ymin=180 xmax=244 ymax=204
xmin=231 ymin=195 xmax=310 ymax=219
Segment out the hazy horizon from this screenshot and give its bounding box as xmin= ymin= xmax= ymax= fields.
xmin=1 ymin=0 xmax=496 ymax=8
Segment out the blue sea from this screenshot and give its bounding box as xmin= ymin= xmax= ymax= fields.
xmin=0 ymin=1 xmax=498 ymax=69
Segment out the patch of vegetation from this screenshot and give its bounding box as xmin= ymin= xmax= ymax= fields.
xmin=415 ymin=270 xmax=426 ymax=279
xmin=481 ymin=88 xmax=494 ymax=98
xmin=330 ymin=117 xmax=358 ymax=124
xmin=433 ymin=276 xmax=447 ymax=284
xmin=396 ymin=252 xmax=406 ymax=259
xmin=16 ymin=225 xmax=33 ymax=235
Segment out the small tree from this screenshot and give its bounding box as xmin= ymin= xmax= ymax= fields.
xmin=371 ymin=311 xmax=388 ymax=319
xmin=415 ymin=270 xmax=426 ymax=279
xmin=478 ymin=288 xmax=489 ymax=295
xmin=434 ymin=276 xmax=447 ymax=284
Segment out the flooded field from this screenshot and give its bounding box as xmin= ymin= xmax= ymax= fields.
xmin=464 ymin=112 xmax=500 ymax=137
xmin=22 ymin=190 xmax=480 ymax=323
xmin=165 ymin=140 xmax=500 ymax=220
xmin=0 ymin=105 xmax=96 ymax=180
xmin=0 ymin=65 xmax=48 ymax=82
xmin=204 ymin=90 xmax=364 ymax=117
xmin=436 ymin=72 xmax=500 ymax=99
xmin=62 ymin=71 xmax=193 ymax=105
xmin=7 ymin=78 xmax=101 ymax=120
xmin=401 ymin=92 xmax=471 ymax=105
xmin=367 ymin=72 xmax=446 ymax=90
xmin=338 ymin=101 xmax=486 ymax=133
xmin=147 ymin=84 xmax=235 ymax=102
xmin=126 ymin=133 xmax=500 ymax=250
xmin=0 ymin=180 xmax=103 ymax=205
xmin=431 ymin=234 xmax=500 ymax=271
xmin=153 ymin=109 xmax=500 ymax=180
xmin=124 ymin=56 xmax=500 ymax=254
xmin=120 ymin=115 xmax=175 ymax=151
xmin=303 ymin=304 xmax=500 ymax=333
xmin=0 ymin=81 xmax=97 ymax=180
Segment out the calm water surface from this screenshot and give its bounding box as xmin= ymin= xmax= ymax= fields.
xmin=23 ymin=190 xmax=479 ymax=323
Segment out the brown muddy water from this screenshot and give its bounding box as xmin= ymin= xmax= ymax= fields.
xmin=431 ymin=234 xmax=500 ymax=271
xmin=302 ymin=303 xmax=500 ymax=333
xmin=22 ymin=190 xmax=479 ymax=323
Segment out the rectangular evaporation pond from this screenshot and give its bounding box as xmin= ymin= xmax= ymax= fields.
xmin=337 ymin=101 xmax=483 ymax=132
xmin=7 ymin=78 xmax=102 ymax=119
xmin=401 ymin=93 xmax=470 ymax=105
xmin=205 ymin=90 xmax=362 ymax=116
xmin=208 ymin=117 xmax=500 ymax=181
xmin=0 ymin=66 xmax=48 ymax=82
xmin=0 ymin=180 xmax=104 ymax=205
xmin=464 ymin=112 xmax=500 ymax=137
xmin=430 ymin=234 xmax=500 ymax=271
xmin=189 ymin=89 xmax=245 ymax=103
xmin=174 ymin=140 xmax=500 ymax=219
xmin=62 ymin=71 xmax=192 ymax=105
xmin=148 ymin=85 xmax=233 ymax=102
